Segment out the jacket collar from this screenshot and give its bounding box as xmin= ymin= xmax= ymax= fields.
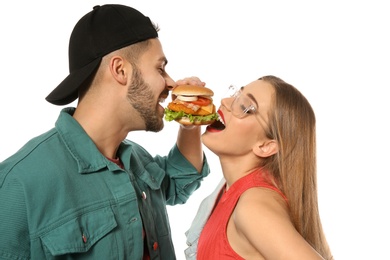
xmin=56 ymin=107 xmax=118 ymax=174
xmin=57 ymin=108 xmax=162 ymax=189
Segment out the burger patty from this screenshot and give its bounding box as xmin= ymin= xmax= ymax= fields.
xmin=167 ymin=103 xmax=212 ymax=116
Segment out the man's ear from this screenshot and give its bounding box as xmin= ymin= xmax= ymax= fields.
xmin=110 ymin=56 xmax=130 ymax=85
xmin=253 ymin=140 xmax=279 ymax=158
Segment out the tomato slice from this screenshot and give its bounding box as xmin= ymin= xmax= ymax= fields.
xmin=190 ymin=97 xmax=211 ymax=106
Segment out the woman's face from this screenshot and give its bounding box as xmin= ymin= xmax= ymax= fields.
xmin=202 ymin=79 xmax=274 ymax=157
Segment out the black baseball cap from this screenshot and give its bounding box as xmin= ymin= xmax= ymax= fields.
xmin=46 ymin=4 xmax=158 ymax=105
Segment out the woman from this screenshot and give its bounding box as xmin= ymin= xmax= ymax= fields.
xmin=185 ymin=75 xmax=332 ymax=259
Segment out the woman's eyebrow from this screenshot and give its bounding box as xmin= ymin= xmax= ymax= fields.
xmin=247 ymin=93 xmax=258 ymax=107
xmin=241 ymin=86 xmax=259 ymax=106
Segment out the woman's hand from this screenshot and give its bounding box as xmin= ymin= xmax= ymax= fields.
xmin=175 ymin=76 xmax=206 ymax=87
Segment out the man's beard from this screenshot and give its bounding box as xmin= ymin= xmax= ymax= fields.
xmin=127 ymin=66 xmax=164 ymax=132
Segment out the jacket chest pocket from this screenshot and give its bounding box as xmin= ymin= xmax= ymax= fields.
xmin=40 ymin=206 xmax=118 ymax=259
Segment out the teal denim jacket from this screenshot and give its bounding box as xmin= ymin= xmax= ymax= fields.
xmin=0 ymin=107 xmax=210 ymax=260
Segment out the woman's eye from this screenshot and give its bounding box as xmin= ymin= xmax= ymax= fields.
xmin=238 ymin=103 xmax=254 ymax=114
xmin=245 ymin=108 xmax=255 ymax=114
xmin=239 ymin=104 xmax=250 ymax=113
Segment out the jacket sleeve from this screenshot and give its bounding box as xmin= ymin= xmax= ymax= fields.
xmin=154 ymin=144 xmax=210 ymax=205
xmin=0 ymin=174 xmax=30 ymax=260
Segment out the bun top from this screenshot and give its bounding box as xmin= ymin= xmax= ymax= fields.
xmin=172 ymin=85 xmax=214 ymax=96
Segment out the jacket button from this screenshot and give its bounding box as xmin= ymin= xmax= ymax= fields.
xmin=142 ymin=191 xmax=147 ymax=200
xmin=153 ymin=242 xmax=158 ymax=251
xmin=82 ymin=234 xmax=87 ymax=243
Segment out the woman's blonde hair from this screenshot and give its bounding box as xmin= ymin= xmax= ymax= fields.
xmin=260 ymin=75 xmax=332 ymax=259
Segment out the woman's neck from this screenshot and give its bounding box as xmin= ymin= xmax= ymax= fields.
xmin=219 ymin=155 xmax=262 ymax=190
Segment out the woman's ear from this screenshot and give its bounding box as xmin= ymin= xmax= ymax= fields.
xmin=110 ymin=56 xmax=130 ymax=85
xmin=253 ymin=140 xmax=279 ymax=158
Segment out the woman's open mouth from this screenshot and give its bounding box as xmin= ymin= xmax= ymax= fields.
xmin=206 ymin=110 xmax=225 ymax=132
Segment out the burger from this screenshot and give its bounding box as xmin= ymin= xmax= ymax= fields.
xmin=164 ymin=85 xmax=219 ymax=125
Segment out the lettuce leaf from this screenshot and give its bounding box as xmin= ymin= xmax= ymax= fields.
xmin=164 ymin=108 xmax=219 ymax=123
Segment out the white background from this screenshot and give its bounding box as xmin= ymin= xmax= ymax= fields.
xmin=1 ymin=1 xmax=389 ymax=259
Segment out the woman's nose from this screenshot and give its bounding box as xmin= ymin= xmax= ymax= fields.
xmin=221 ymin=97 xmax=232 ymax=112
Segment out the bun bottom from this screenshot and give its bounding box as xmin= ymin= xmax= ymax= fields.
xmin=175 ymin=118 xmax=216 ymax=126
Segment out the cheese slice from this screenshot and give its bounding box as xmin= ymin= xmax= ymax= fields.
xmin=201 ymin=104 xmax=214 ymax=113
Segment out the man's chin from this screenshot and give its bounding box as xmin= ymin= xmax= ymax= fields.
xmin=145 ymin=117 xmax=164 ymax=132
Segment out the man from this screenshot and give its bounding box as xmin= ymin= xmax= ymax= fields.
xmin=0 ymin=4 xmax=209 ymax=259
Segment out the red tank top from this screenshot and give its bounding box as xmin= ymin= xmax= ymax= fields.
xmin=197 ymin=169 xmax=287 ymax=259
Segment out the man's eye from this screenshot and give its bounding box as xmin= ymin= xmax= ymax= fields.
xmin=158 ymin=66 xmax=166 ymax=74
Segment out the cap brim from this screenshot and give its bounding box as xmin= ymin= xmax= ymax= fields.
xmin=45 ymin=58 xmax=101 ymax=105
